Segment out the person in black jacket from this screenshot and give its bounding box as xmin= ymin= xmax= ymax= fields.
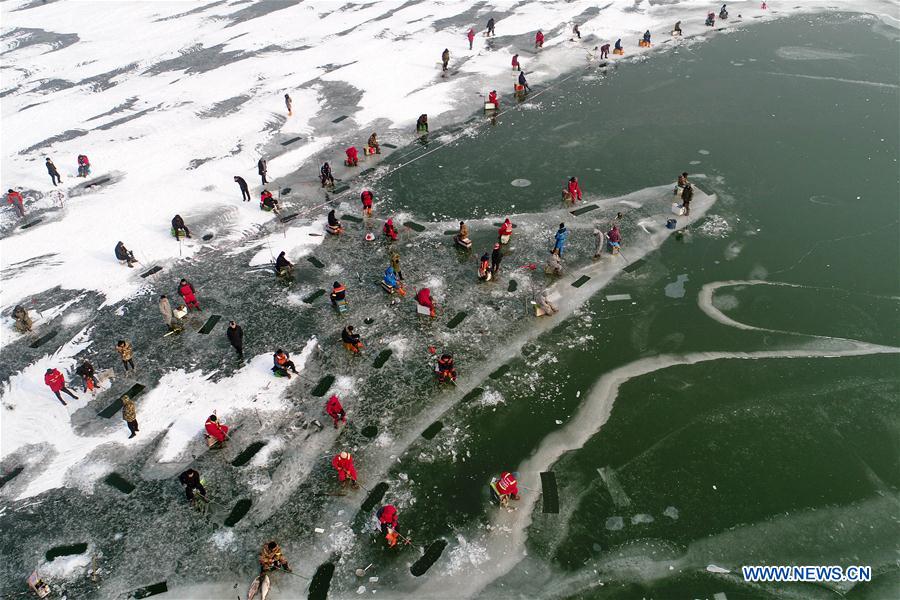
xmin=115 ymin=241 xmax=136 ymax=267
xmin=171 ymin=214 xmax=191 ymax=239
xmin=75 ymin=360 xmax=100 ymax=393
xmin=486 ymin=17 xmax=495 ymax=36
xmin=491 ymin=242 xmax=503 ymax=275
xmin=258 ymin=158 xmax=268 ymax=185
xmin=275 ymin=251 xmax=293 ymax=277
xmin=227 ymin=321 xmax=244 ymax=359
xmin=179 ymin=468 xmax=207 ymax=503
xmin=234 ymin=176 xmax=250 ymax=201
xmin=320 ymin=162 xmax=335 ymax=188
xmin=46 ymin=157 xmax=61 ymax=186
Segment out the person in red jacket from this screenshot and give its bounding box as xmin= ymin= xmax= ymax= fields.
xmin=7 ymin=189 xmax=25 ymax=218
xmin=361 ymin=189 xmax=374 ymax=217
xmin=564 ymin=176 xmax=582 ymax=203
xmin=383 ymin=218 xmax=398 ymax=241
xmin=44 ymin=368 xmax=78 ymax=405
xmin=205 ymin=413 xmax=229 ymax=446
xmin=325 ymin=394 xmax=347 ymax=428
xmin=377 ymin=504 xmax=401 ymax=546
xmin=498 ymin=218 xmax=513 ymax=244
xmin=332 ymin=451 xmax=358 ymax=487
xmin=487 ymin=90 xmax=499 ymax=108
xmin=345 ymin=146 xmax=359 ymax=167
xmin=467 ymin=27 xmax=475 ymax=50
xmin=415 ymin=287 xmax=435 ymax=317
xmin=491 ymin=471 xmax=520 ymax=506
xmin=511 ymin=53 xmax=520 ymax=71
xmin=535 ymin=30 xmax=544 ymax=48
xmin=178 ymin=278 xmax=200 ymax=311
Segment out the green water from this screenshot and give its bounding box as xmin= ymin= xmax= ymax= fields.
xmin=371 ymin=12 xmax=899 ymax=599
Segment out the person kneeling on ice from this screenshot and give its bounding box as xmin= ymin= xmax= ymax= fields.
xmin=171 ymin=214 xmax=191 ymax=239
xmin=607 ymin=224 xmax=622 ymax=253
xmin=326 ymin=209 xmax=343 ymax=234
xmin=546 ymin=249 xmax=563 ymax=276
xmin=115 ymin=241 xmax=137 ymax=267
xmin=332 ymin=451 xmax=359 ymax=488
xmin=259 ymin=541 xmax=290 ymax=573
xmin=330 ymin=281 xmax=347 ymax=306
xmin=178 ymin=278 xmax=201 ymax=311
xmin=75 ymin=359 xmax=100 ymax=394
xmin=491 ymin=471 xmax=520 ymax=507
xmin=274 ymin=251 xmax=293 ymax=277
xmin=534 ymin=289 xmax=558 ymax=316
xmin=179 ymin=468 xmax=206 ymax=503
xmin=436 ymin=353 xmax=457 ymax=383
xmin=260 ymin=189 xmax=280 ymax=213
xmin=563 ymin=177 xmax=582 ymax=203
xmin=498 ymin=218 xmax=513 ymax=244
xmin=455 ymin=221 xmax=472 ymax=248
xmin=77 ymin=154 xmax=91 ymax=177
xmin=367 ymin=132 xmax=381 ymax=154
xmin=361 ymin=189 xmax=374 ymax=217
xmin=320 ymin=162 xmax=336 ymax=188
xmin=478 ymin=252 xmax=492 ymax=281
xmin=205 ymin=413 xmax=229 ymax=447
xmin=415 ymin=287 xmax=436 ymax=317
xmin=325 ymin=394 xmax=347 ymax=428
xmin=377 ymin=504 xmax=401 ymax=546
xmin=13 ymin=305 xmax=33 ymax=333
xmin=706 ymin=12 xmax=716 ymax=26
xmin=382 ymin=266 xmax=405 ymax=294
xmin=342 ymin=325 xmax=364 ymax=353
xmin=383 ymin=218 xmax=398 ymax=241
xmin=488 ymin=90 xmax=499 ymax=108
xmin=345 ymin=146 xmax=359 ymax=167
xmin=272 ymin=349 xmax=299 ymax=378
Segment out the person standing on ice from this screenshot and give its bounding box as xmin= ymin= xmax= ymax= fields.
xmin=159 ymin=294 xmax=180 ymax=332
xmin=554 ymin=223 xmax=569 ymax=257
xmin=390 ymin=251 xmax=404 ymax=281
xmin=441 ymin=48 xmax=450 ymax=72
xmin=599 ymin=43 xmax=610 ymax=59
xmin=75 ymin=359 xmax=100 ymax=394
xmin=116 ymin=340 xmax=135 ymax=372
xmin=257 ymin=158 xmax=268 ymax=185
xmin=573 ymin=23 xmax=581 ymax=39
xmin=498 ymin=218 xmax=513 ymax=244
xmin=593 ymin=225 xmax=606 ymax=258
xmin=44 ymin=368 xmax=78 ymax=405
xmin=511 ymin=53 xmax=520 ymax=71
xmin=332 ymin=451 xmax=359 ymax=488
xmin=234 ymin=176 xmax=251 ymax=202
xmin=681 ymin=183 xmax=694 ymax=216
xmin=486 ymin=17 xmax=495 ymax=36
xmin=178 ymin=278 xmax=201 ymax=311
xmin=122 ymin=394 xmax=139 ymax=438
xmin=467 ymin=27 xmax=475 ymax=50
xmin=360 ymin=189 xmax=374 ymax=217
xmin=535 ymin=30 xmax=544 ymax=49
xmin=179 ymin=468 xmax=206 ymax=503
xmin=227 ymin=321 xmax=244 ymax=359
xmin=77 ymin=154 xmax=91 ymax=177
xmin=325 ymin=394 xmax=347 ymax=428
xmin=491 ymin=242 xmax=503 ymax=275
xmin=7 ymin=189 xmax=25 ymax=218
xmin=284 ymin=93 xmax=292 ymax=116
xmin=45 ymin=158 xmax=61 ymax=186
xmin=478 ymin=252 xmax=492 ymax=281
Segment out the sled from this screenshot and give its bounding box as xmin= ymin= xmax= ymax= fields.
xmin=247 ymin=573 xmax=271 ymax=600
xmin=415 ymin=302 xmax=434 ymax=317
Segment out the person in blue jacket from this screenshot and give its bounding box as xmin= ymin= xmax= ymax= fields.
xmin=553 ymin=223 xmax=569 ymax=256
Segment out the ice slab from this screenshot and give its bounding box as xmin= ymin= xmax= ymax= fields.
xmin=410 ymin=539 xmax=448 ymax=577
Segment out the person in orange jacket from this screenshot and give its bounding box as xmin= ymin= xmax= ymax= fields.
xmin=332 ymin=451 xmax=358 ymax=487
